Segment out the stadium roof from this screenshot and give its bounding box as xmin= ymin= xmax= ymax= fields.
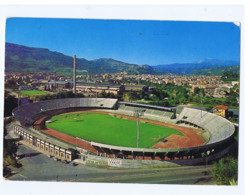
xmin=48 ymin=80 xmax=72 ymax=84
xmin=77 ymin=82 xmax=121 ymax=88
xmin=119 ymin=101 xmax=175 ymax=111
xmin=124 ymin=84 xmax=146 ymax=87
xmin=214 ymin=105 xmax=229 ymax=110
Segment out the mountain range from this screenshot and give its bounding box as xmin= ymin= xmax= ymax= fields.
xmin=153 ymin=58 xmax=239 ymax=75
xmin=5 ymin=43 xmax=240 ymax=76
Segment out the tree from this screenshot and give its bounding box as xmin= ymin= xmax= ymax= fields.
xmin=65 ymin=91 xmax=76 ymax=98
xmin=6 ymin=155 xmax=18 ymax=167
xmin=76 ymin=93 xmax=85 ymax=98
xmin=5 ymin=78 xmax=18 ymax=89
xmin=123 ymin=92 xmax=137 ymax=102
xmin=3 ymin=139 xmax=18 ymax=158
xmin=221 ymin=71 xmax=239 ymax=82
xmin=4 ymin=95 xmax=18 ymax=117
xmin=194 ymin=87 xmax=200 ymax=95
xmin=212 ymin=156 xmax=238 ymax=185
xmin=3 ymin=166 xmax=12 ymax=177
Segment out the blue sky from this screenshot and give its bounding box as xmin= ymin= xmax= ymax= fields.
xmin=6 ymin=18 xmax=240 ymax=65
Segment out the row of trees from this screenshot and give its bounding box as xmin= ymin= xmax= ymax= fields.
xmin=3 ymin=139 xmax=19 ymax=168
xmin=3 ymin=120 xmax=21 ymax=178
xmin=4 ymin=92 xmax=18 ymax=117
xmin=127 ymin=82 xmax=239 ymax=109
xmin=212 ymin=155 xmax=238 ymax=185
xmin=221 ymin=71 xmax=239 ymax=82
xmin=4 ymin=83 xmax=239 ymax=118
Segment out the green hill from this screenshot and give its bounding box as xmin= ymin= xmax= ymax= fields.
xmin=190 ymin=65 xmax=240 ymax=75
xmin=5 ymin=43 xmax=156 ymax=75
xmin=153 ymin=58 xmax=239 ymax=75
xmin=5 ymin=42 xmax=239 ymax=76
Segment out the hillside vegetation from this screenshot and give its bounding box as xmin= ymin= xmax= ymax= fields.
xmin=5 ymin=43 xmax=156 ymax=75
xmin=5 ymin=42 xmax=240 ymax=76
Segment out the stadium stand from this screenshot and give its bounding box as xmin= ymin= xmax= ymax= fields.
xmin=177 ymin=107 xmax=235 ymax=144
xmin=116 ymin=102 xmax=175 ymax=123
xmin=12 ymin=98 xmax=118 ymax=125
xmin=11 ymin=99 xmax=236 ymax=164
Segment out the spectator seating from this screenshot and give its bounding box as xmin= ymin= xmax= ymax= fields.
xmin=12 ymin=98 xmax=118 ymax=125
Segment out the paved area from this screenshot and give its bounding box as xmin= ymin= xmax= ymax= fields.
xmin=9 ymin=144 xmax=110 ymax=181
xmin=7 ymin=144 xmax=215 ymax=184
xmin=5 ymin=126 xmax=215 ymax=184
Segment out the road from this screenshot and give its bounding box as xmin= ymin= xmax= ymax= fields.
xmin=8 ymin=144 xmax=215 ymax=184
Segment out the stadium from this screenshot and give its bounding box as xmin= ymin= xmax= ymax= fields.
xmin=11 ymin=97 xmax=237 ymax=167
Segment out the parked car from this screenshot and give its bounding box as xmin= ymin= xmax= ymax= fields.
xmin=61 ymin=160 xmax=68 ymax=164
xmin=15 ymin=155 xmax=20 ymax=160
xmin=69 ymin=162 xmax=75 ymax=166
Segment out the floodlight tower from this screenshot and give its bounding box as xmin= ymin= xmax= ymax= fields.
xmin=18 ymin=86 xmax=21 ymax=111
xmin=54 ymin=72 xmax=56 ymax=91
xmin=199 ymin=91 xmax=203 ymax=118
xmin=73 ymin=55 xmax=76 ymax=94
xmin=84 ymin=70 xmax=89 ymax=83
xmin=133 ymin=108 xmax=145 ymax=148
xmin=81 ymin=70 xmax=89 ymax=83
xmin=87 ymin=73 xmax=89 ymax=83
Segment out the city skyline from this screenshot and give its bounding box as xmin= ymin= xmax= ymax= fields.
xmin=6 ymin=18 xmax=240 ymax=65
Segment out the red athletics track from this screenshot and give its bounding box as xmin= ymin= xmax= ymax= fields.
xmin=37 ymin=110 xmax=205 ymax=151
xmin=41 ymin=127 xmax=98 ymax=153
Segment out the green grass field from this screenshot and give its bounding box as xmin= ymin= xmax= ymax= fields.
xmin=20 ymin=90 xmax=49 ymax=96
xmin=46 ymin=112 xmax=183 ymax=148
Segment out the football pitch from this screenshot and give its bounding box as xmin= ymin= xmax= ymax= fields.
xmin=20 ymin=90 xmax=49 ymax=96
xmin=46 ymin=112 xmax=183 ymax=148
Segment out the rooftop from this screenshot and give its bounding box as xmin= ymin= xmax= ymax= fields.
xmin=214 ymin=105 xmax=229 ymax=110
xmin=76 ymin=82 xmax=121 ymax=88
xmin=119 ymin=101 xmax=175 ymax=112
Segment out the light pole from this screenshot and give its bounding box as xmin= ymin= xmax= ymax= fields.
xmin=133 ymin=108 xmax=145 ymax=148
xmin=199 ymin=91 xmax=203 ymax=118
xmin=18 ymin=86 xmax=21 ymax=111
xmin=54 ymin=71 xmax=56 ymax=91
